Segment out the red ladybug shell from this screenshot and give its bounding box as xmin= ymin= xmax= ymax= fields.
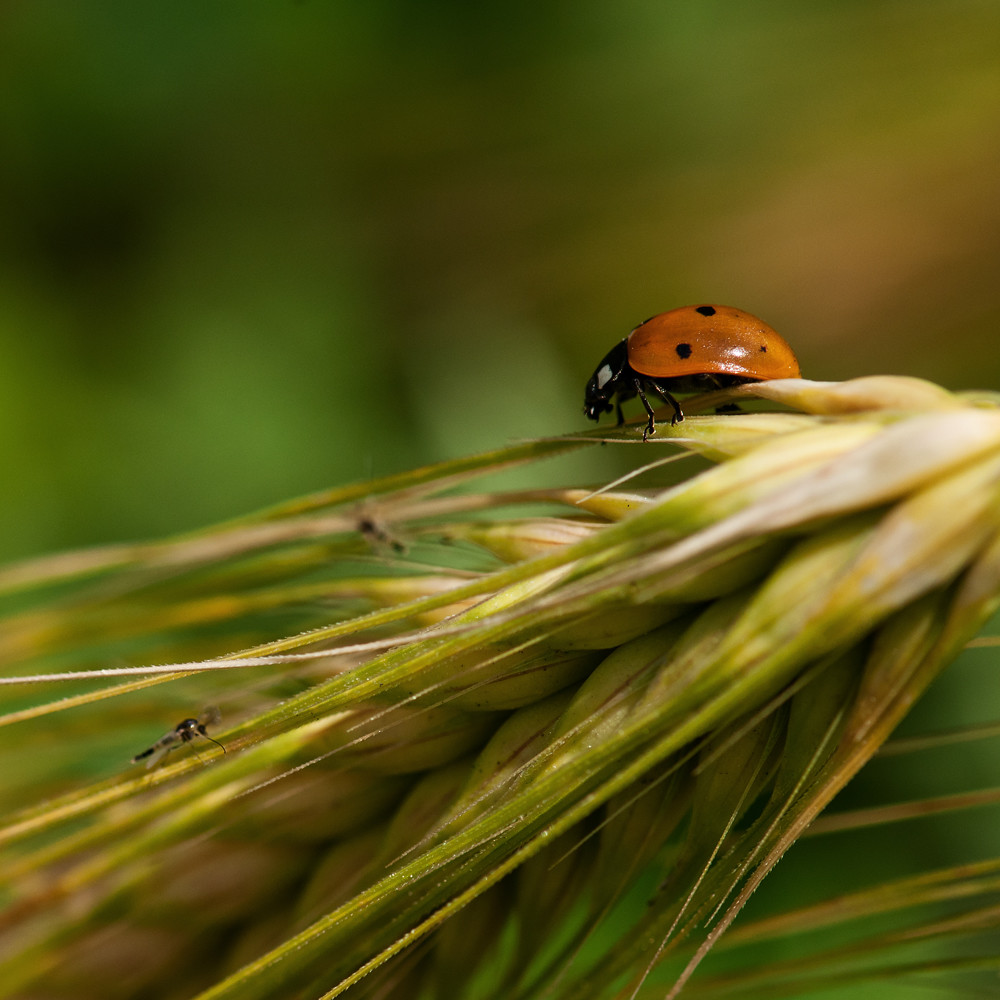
xmin=626 ymin=305 xmax=800 ymax=382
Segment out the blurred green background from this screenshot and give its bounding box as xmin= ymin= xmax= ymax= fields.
xmin=2 ymin=1 xmax=1000 ymax=562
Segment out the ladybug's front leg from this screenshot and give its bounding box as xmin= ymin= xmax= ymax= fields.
xmin=632 ymin=380 xmax=658 ymax=441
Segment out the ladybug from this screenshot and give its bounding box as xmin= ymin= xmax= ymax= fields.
xmin=583 ymin=304 xmax=800 ymax=439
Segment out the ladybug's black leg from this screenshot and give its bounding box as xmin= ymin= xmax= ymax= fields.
xmin=648 ymin=382 xmax=684 ymax=426
xmin=632 ymin=380 xmax=658 ymax=441
xmin=615 ymin=399 xmax=625 ymax=426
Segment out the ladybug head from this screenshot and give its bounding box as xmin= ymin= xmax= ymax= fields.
xmin=583 ymin=339 xmax=629 ymax=422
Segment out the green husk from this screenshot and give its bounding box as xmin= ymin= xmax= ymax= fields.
xmin=2 ymin=376 xmax=1000 ymax=1000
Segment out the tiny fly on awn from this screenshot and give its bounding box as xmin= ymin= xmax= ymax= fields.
xmin=132 ymin=707 xmax=226 ymax=768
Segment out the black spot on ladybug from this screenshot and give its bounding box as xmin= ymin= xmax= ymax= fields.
xmin=759 ymin=344 xmax=768 ymax=352
xmin=695 ymin=305 xmax=716 ymax=317
xmin=675 ymin=342 xmax=693 ymax=359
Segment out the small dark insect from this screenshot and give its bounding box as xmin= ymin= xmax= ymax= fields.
xmin=132 ymin=707 xmax=226 ymax=768
xmin=357 ymin=512 xmax=406 ymax=554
